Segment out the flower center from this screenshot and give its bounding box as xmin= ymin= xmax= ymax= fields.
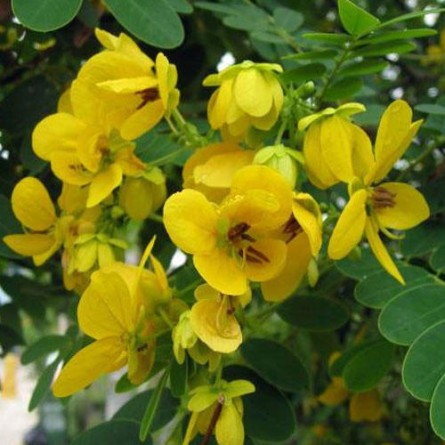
xmin=372 ymin=186 xmax=396 ymax=209
xmin=227 ymin=222 xmax=270 ymax=264
xmin=136 ymin=87 xmax=160 ymax=109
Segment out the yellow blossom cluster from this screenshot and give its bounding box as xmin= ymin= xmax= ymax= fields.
xmin=2 ymin=25 xmax=433 ymax=445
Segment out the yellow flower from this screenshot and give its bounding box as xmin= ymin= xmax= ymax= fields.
xmin=189 ymin=284 xmax=250 ymax=353
xmin=422 ymin=29 xmax=445 ymax=65
xmin=172 ymin=310 xmax=221 ymax=371
xmin=298 ymin=103 xmax=368 ymax=189
xmin=164 ymin=165 xmax=292 ymax=295
xmin=261 ymin=192 xmax=323 ymax=302
xmin=3 ymin=178 xmax=69 ymax=265
xmin=183 ymin=142 xmax=255 ymax=203
xmin=183 ymin=379 xmax=255 ymax=445
xmin=70 ymin=28 xmax=180 ymax=140
xmin=204 ymin=61 xmax=283 ymax=141
xmin=53 ymin=240 xmax=172 ymax=396
xmin=327 ymin=100 xmax=430 ymax=283
xmin=318 ymin=376 xmax=383 ymax=422
xmin=33 ymin=113 xmax=146 ymax=208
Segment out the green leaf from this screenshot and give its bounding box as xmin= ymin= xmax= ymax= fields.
xmin=273 ymin=7 xmax=303 ymax=33
xmin=22 ymin=335 xmax=68 ymax=365
xmin=330 ymin=341 xmax=373 ymax=377
xmin=103 ymin=0 xmax=184 ymax=49
xmin=355 ymin=264 xmax=436 ymax=309
xmin=241 ymin=339 xmax=309 ymax=393
xmin=323 ymin=77 xmax=363 ymax=101
xmin=415 ymin=104 xmax=445 ymax=116
xmin=431 ymin=246 xmax=445 ymax=272
xmin=336 ymin=248 xmax=381 ymax=280
xmin=377 ymin=8 xmax=445 ymax=30
xmin=163 ymin=0 xmax=192 ymax=14
xmin=169 ymin=358 xmax=188 ymax=398
xmin=338 ymin=0 xmax=380 ymax=36
xmin=430 ymin=373 xmax=445 ymax=439
xmin=72 ymin=420 xmax=152 ymax=445
xmin=280 ymin=63 xmax=327 ymax=83
xmin=12 ymin=0 xmax=82 ymax=31
xmin=342 ymin=340 xmax=394 ymax=392
xmin=29 ymin=358 xmax=61 ymax=411
xmin=360 ymin=28 xmax=437 ymax=45
xmin=250 ymin=31 xmax=284 ymax=44
xmin=379 ymin=284 xmax=445 ymax=346
xmin=139 ymin=367 xmax=170 ymax=441
xmin=351 ymin=41 xmax=416 ymax=57
xmin=339 ymin=59 xmax=388 ymax=77
xmin=402 ymin=222 xmax=445 ymax=257
xmin=277 ymin=296 xmax=349 ymax=331
xmin=223 ymin=14 xmax=269 ymax=32
xmin=0 ymin=324 xmax=24 ymax=352
xmin=113 ymin=390 xmax=177 ymax=431
xmin=403 ymin=320 xmax=445 ymax=401
xmin=224 ymin=366 xmax=296 ymax=442
xmin=283 ymin=49 xmax=338 ymax=61
xmin=303 ymin=32 xmax=351 ymax=45
xmin=194 ymin=1 xmax=238 ymax=15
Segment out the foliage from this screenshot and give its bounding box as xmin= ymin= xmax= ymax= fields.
xmin=2 ymin=0 xmax=445 ymax=444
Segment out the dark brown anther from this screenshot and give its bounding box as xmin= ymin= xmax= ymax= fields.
xmin=228 ymin=222 xmax=251 ymax=242
xmin=246 ymin=246 xmax=270 ymax=263
xmin=199 ymin=395 xmax=225 ymax=445
xmin=282 ymin=215 xmax=302 ymax=243
xmin=136 ymin=87 xmax=160 ymax=109
xmin=372 ymin=186 xmax=396 ymax=209
xmin=137 ymin=343 xmax=148 ymax=352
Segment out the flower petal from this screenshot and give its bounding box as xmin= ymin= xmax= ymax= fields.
xmin=190 ymin=299 xmax=242 ymax=353
xmin=163 ymin=189 xmax=218 ymax=255
xmin=328 ymin=189 xmax=367 ymax=260
xmin=3 ymin=234 xmax=55 ymax=257
xmin=261 ymin=234 xmax=311 ymax=302
xmin=365 ymin=217 xmax=404 ymax=284
xmin=52 ymin=337 xmax=126 ymax=397
xmin=234 ymin=68 xmax=273 ymax=117
xmin=120 ymin=99 xmax=164 ymax=140
xmin=374 ymin=182 xmax=430 ymax=230
xmin=11 ymin=178 xmax=56 ymax=231
xmin=87 ymin=164 xmax=123 ymax=208
xmin=78 ymin=270 xmax=135 ymax=339
xmin=215 ymin=403 xmax=245 ymax=445
xmin=194 ymin=249 xmax=248 ymax=296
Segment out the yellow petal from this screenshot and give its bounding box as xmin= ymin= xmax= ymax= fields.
xmin=97 ymin=76 xmax=158 ymax=94
xmin=374 ymin=182 xmax=430 ymax=230
xmin=215 ymin=403 xmax=245 ymax=445
xmin=11 ymin=177 xmax=56 ymax=231
xmin=163 ymin=189 xmax=218 ymax=255
xmin=244 ymin=238 xmax=287 ymax=282
xmin=120 ymin=99 xmax=164 ymax=140
xmin=3 ymin=234 xmax=56 ymax=257
xmin=234 ymin=68 xmax=273 ymax=117
xmin=318 ymin=377 xmax=349 ymax=406
xmin=225 ymin=380 xmax=255 ymax=399
xmin=51 ymin=151 xmax=93 ymax=186
xmin=328 ymin=189 xmax=367 ymax=260
xmin=32 ymin=113 xmax=84 ymax=161
xmin=87 ymin=164 xmax=123 ymax=207
xmin=370 ymin=100 xmax=422 ymax=183
xmin=320 ymin=116 xmax=355 ymax=183
xmin=52 ymin=337 xmax=126 ymax=397
xmin=365 ymin=217 xmax=404 ymax=284
xmin=208 ymin=80 xmax=233 ymax=129
xmin=350 ymin=124 xmax=375 ymax=179
xmin=194 ymin=249 xmax=248 ymax=296
xmin=303 ymin=123 xmax=338 ymax=189
xmin=78 ymin=270 xmax=135 ymax=339
xmin=190 ymin=299 xmax=242 ymax=353
xmin=292 ymin=193 xmax=323 ymax=256
xmin=127 ymin=337 xmax=155 ymax=385
xmin=261 ymin=234 xmax=311 ymax=302
xmin=349 ymin=389 xmax=383 ymax=422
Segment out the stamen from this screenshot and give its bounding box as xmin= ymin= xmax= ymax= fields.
xmin=246 ymin=246 xmax=270 ymax=263
xmin=136 ymin=87 xmax=160 ymax=109
xmin=282 ymin=215 xmax=303 ymax=243
xmin=228 ymin=222 xmax=251 ymax=242
xmin=372 ymin=186 xmax=396 ymax=209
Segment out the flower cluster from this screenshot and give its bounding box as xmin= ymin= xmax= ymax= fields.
xmin=3 ymin=25 xmax=432 ymax=445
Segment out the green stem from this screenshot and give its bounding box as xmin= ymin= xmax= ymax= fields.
xmin=148 ymin=213 xmax=163 ymax=223
xmin=149 ymin=148 xmax=186 ymax=166
xmin=274 ymin=119 xmax=288 ymax=145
